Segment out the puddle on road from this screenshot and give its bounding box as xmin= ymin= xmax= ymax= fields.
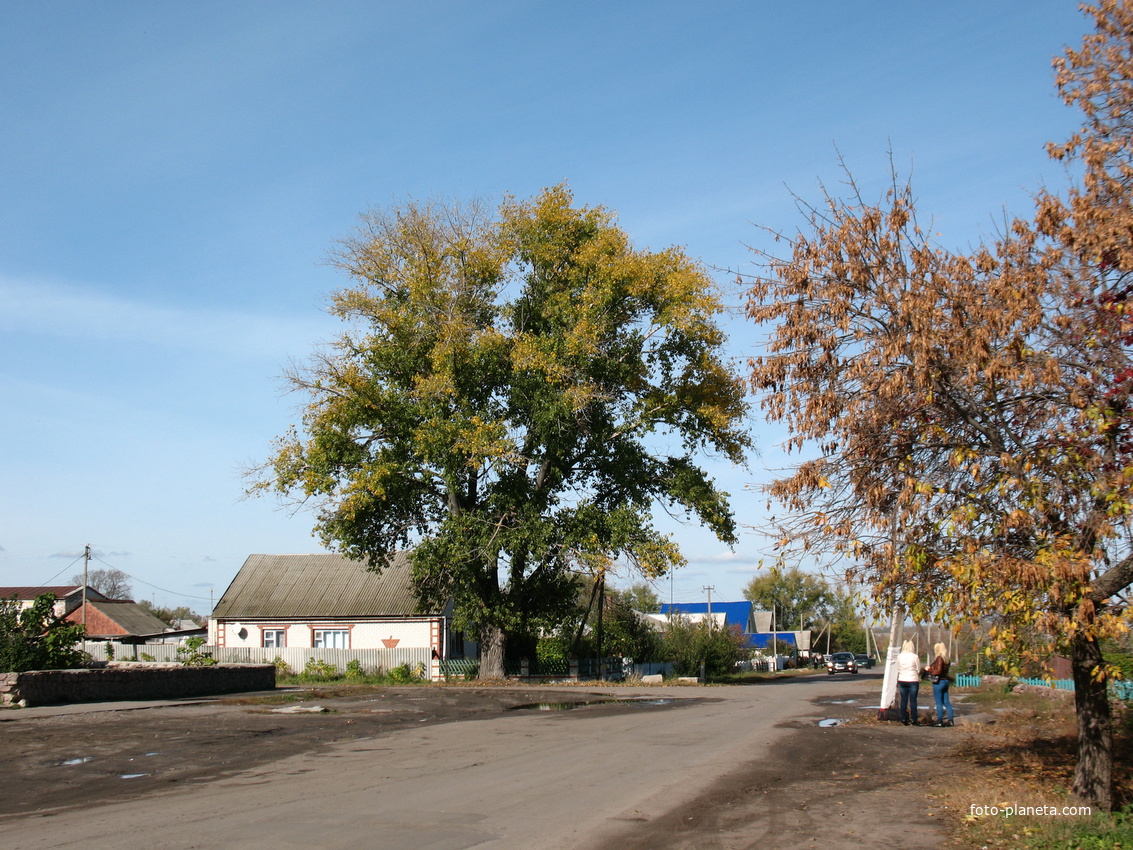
xmin=819 ymin=699 xmax=858 ymax=705
xmin=508 ymin=698 xmax=676 ymax=712
xmin=119 ymin=773 xmax=149 ymax=779
xmin=817 ymin=718 xmax=844 ymax=727
xmin=59 ymin=757 xmax=92 ymax=766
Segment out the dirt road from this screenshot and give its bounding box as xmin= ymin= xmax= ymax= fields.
xmin=0 ymin=674 xmax=956 ymax=849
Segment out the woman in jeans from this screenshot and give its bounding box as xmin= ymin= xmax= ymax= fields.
xmin=896 ymin=639 xmax=922 ymax=725
xmin=926 ymin=642 xmax=954 ymax=727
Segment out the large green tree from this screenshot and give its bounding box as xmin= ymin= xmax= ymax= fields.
xmin=616 ymin=581 xmax=662 ymax=614
xmin=741 ymin=563 xmax=835 ymax=631
xmin=742 ymin=564 xmax=864 ymax=651
xmin=254 ymin=186 xmax=750 ymax=678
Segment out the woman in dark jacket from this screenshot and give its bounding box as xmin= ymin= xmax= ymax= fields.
xmin=927 ymin=642 xmax=954 ymax=727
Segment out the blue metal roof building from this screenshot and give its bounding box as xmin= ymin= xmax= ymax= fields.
xmin=658 ymin=601 xmax=802 ymax=650
xmin=659 ymin=601 xmax=756 ymax=633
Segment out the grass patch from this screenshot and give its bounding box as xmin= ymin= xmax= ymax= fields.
xmin=710 ymin=668 xmax=816 ymax=685
xmin=277 ymin=672 xmax=429 ymax=687
xmin=217 ymin=691 xmax=307 ymax=706
xmin=1021 ymin=808 xmax=1133 ymax=849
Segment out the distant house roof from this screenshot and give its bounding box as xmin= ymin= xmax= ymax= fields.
xmin=66 ymin=600 xmax=170 ymax=638
xmin=659 ymin=601 xmax=756 ymax=633
xmin=0 ymin=586 xmax=107 ymax=602
xmin=746 ymin=632 xmax=798 ymax=648
xmin=212 ymin=553 xmax=437 ymax=620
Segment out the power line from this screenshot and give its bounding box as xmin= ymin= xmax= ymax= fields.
xmin=36 ymin=553 xmax=87 ymax=586
xmin=92 ymin=555 xmax=214 ymax=602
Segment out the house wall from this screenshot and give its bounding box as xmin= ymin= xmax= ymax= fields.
xmin=211 ymin=618 xmax=442 ymax=652
xmin=12 ymin=597 xmax=75 ymax=617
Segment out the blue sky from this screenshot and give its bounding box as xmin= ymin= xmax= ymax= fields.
xmin=0 ymin=2 xmax=1092 ymax=613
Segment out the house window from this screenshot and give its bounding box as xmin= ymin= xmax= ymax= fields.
xmin=313 ymin=629 xmax=349 ymax=649
xmin=262 ymin=629 xmax=286 ymax=648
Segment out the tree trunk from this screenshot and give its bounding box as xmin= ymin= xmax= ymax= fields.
xmin=1070 ymin=630 xmax=1113 ymax=810
xmin=478 ymin=624 xmax=507 ymax=680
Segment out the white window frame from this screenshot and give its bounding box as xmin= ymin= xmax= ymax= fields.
xmin=313 ymin=629 xmax=350 ymax=649
xmin=262 ymin=628 xmax=286 ymax=648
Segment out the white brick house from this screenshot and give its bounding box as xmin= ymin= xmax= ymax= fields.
xmin=209 ymin=553 xmax=470 ymax=659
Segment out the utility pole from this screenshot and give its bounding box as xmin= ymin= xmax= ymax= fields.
xmin=82 ymin=544 xmax=90 ymax=654
xmin=770 ymin=603 xmax=779 ymax=672
xmin=699 ymin=585 xmax=715 ymax=683
xmin=596 ymin=573 xmax=605 ymax=681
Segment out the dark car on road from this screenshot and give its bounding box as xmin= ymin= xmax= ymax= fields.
xmin=826 ymin=651 xmax=858 ymax=674
xmin=854 ymin=654 xmax=876 ymax=669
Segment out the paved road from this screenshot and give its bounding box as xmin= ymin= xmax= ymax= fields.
xmin=0 ymin=674 xmax=885 ymax=850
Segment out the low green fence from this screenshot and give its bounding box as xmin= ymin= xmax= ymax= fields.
xmin=954 ymin=673 xmax=1133 ymax=700
xmin=438 ymin=657 xmax=610 ymax=679
xmin=440 ymin=658 xmax=480 ymax=678
xmin=533 ymin=657 xmax=569 ymax=677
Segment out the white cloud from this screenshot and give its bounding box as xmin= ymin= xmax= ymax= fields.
xmin=51 ymin=549 xmax=88 ymax=559
xmin=0 ymin=274 xmax=336 ymax=361
xmin=687 ymin=550 xmax=762 ymax=566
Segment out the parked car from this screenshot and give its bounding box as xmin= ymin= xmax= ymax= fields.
xmin=826 ymin=651 xmax=858 ymax=674
xmin=854 ymin=654 xmax=876 ymax=669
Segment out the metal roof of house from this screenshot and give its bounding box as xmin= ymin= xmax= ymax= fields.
xmin=746 ymin=632 xmax=798 ymax=648
xmin=212 ymin=553 xmax=435 ymax=620
xmin=660 ymin=601 xmax=757 ymax=633
xmin=0 ymin=586 xmax=106 ymax=601
xmin=80 ymin=600 xmax=171 ymax=637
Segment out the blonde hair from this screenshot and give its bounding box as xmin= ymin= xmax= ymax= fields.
xmin=934 ymin=642 xmax=949 ymax=663
xmin=902 ymin=640 xmax=915 ymax=653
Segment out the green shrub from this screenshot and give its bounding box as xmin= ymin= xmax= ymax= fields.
xmin=270 ymin=655 xmax=293 ymax=676
xmin=302 ymin=657 xmax=338 ymax=679
xmin=389 ymin=663 xmax=413 ymax=683
xmin=177 ymin=636 xmax=217 ymax=667
xmin=662 ymin=617 xmax=747 ymax=678
xmin=345 ymin=659 xmax=364 ymax=679
xmin=0 ymin=594 xmax=86 ymax=672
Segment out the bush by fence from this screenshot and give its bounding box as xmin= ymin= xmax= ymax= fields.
xmin=81 ymin=644 xmax=433 ymax=676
